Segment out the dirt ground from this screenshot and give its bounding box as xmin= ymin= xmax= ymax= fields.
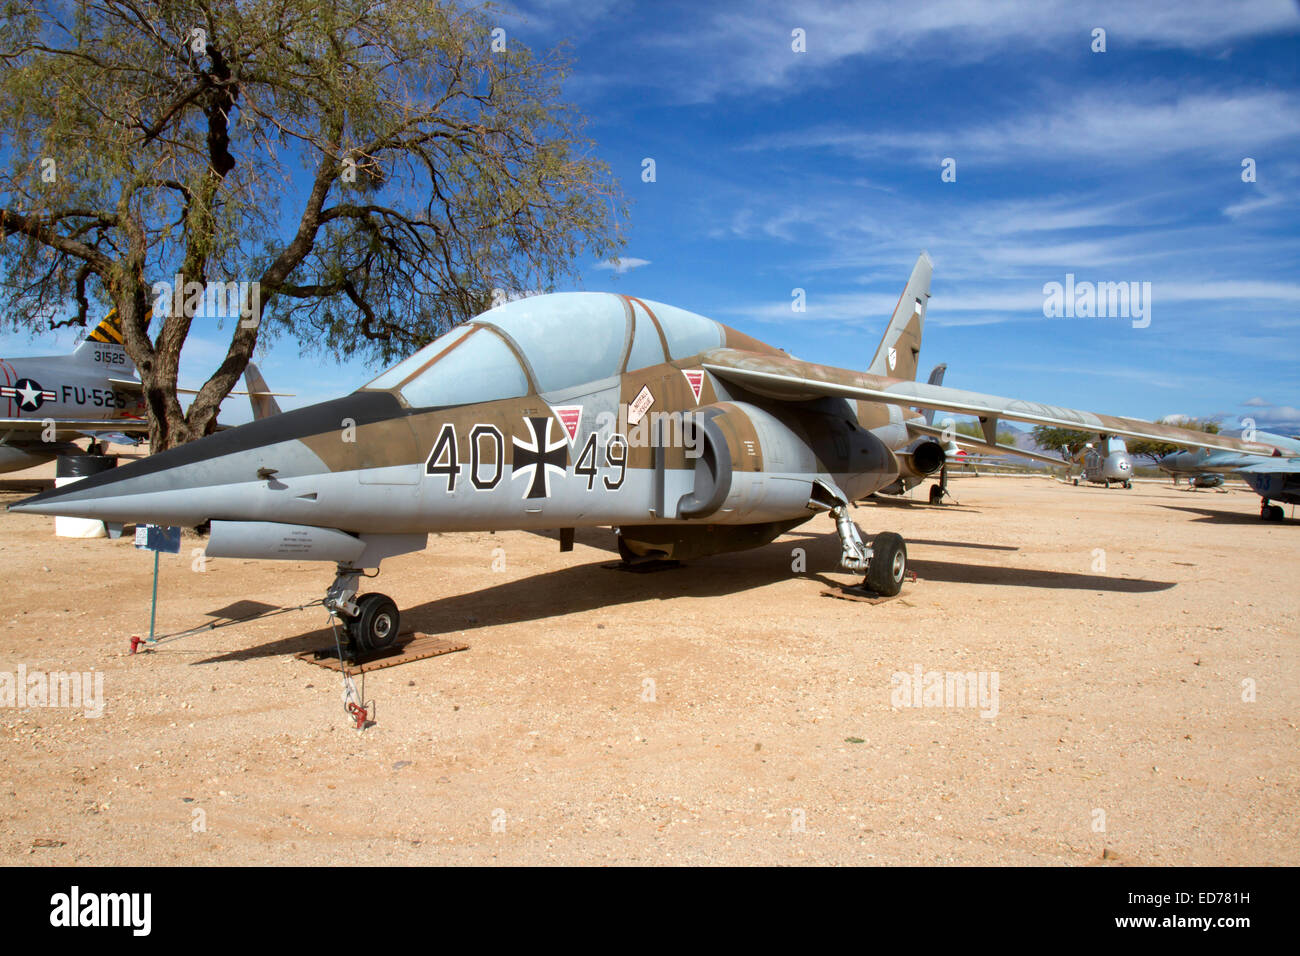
xmin=1 ymin=476 xmax=1296 ymax=866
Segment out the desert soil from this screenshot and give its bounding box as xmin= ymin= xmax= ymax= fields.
xmin=1 ymin=476 xmax=1296 ymax=865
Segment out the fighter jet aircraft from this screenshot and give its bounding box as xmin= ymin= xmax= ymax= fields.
xmin=1159 ymin=430 xmax=1300 ymax=520
xmin=11 ymin=253 xmax=1286 ymax=656
xmin=0 ymin=311 xmax=148 ymax=471
xmin=0 ymin=311 xmax=286 ymax=472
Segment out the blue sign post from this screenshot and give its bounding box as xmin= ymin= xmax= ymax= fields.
xmin=135 ymin=524 xmax=181 ymax=644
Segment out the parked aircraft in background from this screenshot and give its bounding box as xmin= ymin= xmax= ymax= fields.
xmin=1160 ymin=431 xmax=1300 ymax=520
xmin=1070 ymin=436 xmax=1134 ymax=489
xmin=0 ymin=311 xmax=286 ymax=472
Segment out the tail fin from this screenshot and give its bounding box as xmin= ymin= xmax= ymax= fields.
xmin=868 ymin=251 xmax=932 ymax=381
xmin=72 ymin=309 xmax=133 ymax=368
xmin=922 ymin=363 xmax=947 ymax=425
xmin=244 ymin=363 xmax=283 ymax=420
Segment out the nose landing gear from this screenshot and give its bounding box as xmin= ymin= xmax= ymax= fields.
xmin=324 ymin=564 xmax=402 ymax=659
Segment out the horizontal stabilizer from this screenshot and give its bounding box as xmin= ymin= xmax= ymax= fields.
xmin=908 ymin=421 xmax=1064 ymax=467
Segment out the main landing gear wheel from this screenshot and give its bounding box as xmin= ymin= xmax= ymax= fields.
xmin=1262 ymin=504 xmax=1284 ymax=522
xmin=929 ymin=484 xmax=944 ymax=505
xmin=864 ymin=532 xmax=907 ymax=597
xmin=1124 ymin=480 xmax=1132 ymax=489
xmin=347 ymin=593 xmax=401 ymax=652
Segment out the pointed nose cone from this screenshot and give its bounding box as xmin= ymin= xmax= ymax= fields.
xmin=7 ymin=391 xmax=402 ymax=525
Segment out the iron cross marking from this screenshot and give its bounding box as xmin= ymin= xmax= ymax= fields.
xmin=511 ymin=415 xmax=568 ymax=499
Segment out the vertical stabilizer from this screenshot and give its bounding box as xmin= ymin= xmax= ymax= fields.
xmin=72 ymin=310 xmax=133 ymax=371
xmin=922 ymin=363 xmax=947 ymax=425
xmin=244 ymin=363 xmax=283 ymax=420
xmin=868 ymin=252 xmax=932 ymax=381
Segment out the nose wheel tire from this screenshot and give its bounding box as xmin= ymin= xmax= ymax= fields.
xmin=1262 ymin=504 xmax=1284 ymax=522
xmin=864 ymin=532 xmax=907 ymax=597
xmin=929 ymin=484 xmax=944 ymax=505
xmin=347 ymin=593 xmax=401 ymax=652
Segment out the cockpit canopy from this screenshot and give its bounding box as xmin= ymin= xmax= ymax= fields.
xmin=365 ymin=292 xmax=726 ymax=408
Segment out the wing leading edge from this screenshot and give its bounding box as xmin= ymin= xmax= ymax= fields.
xmin=701 ymin=349 xmax=1284 ymax=458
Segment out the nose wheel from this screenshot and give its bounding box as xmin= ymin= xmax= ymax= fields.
xmin=324 ymin=564 xmax=402 ymax=658
xmin=346 ymin=593 xmax=401 ymax=653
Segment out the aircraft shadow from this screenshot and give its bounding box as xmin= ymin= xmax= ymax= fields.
xmin=524 ymin=526 xmax=620 ymax=554
xmin=905 ymin=559 xmax=1174 ymax=592
xmin=904 ymin=538 xmax=1019 ymax=552
xmin=863 ymin=495 xmax=981 ymax=513
xmin=193 ymin=531 xmax=1173 ymax=663
xmin=1158 ymin=504 xmax=1284 ymax=526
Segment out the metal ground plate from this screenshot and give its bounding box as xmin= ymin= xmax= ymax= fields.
xmin=295 ymin=631 xmax=469 ymax=673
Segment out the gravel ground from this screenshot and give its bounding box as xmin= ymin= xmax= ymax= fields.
xmin=1 ymin=476 xmax=1296 ymax=865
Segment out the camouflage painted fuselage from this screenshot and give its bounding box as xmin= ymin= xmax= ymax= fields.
xmin=11 ymin=293 xmax=909 ymax=562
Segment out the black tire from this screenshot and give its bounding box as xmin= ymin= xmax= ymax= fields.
xmin=1124 ymin=480 xmax=1132 ymax=489
xmin=1263 ymin=505 xmax=1284 ymax=522
xmin=929 ymin=485 xmax=943 ymax=505
xmin=865 ymin=532 xmax=907 ymax=597
xmin=353 ymin=593 xmax=400 ymax=651
xmin=1072 ymin=477 xmax=1079 ymax=486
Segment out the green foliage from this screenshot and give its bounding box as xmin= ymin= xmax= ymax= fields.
xmin=1030 ymin=426 xmax=1095 ymax=457
xmin=1128 ymin=418 xmax=1221 ymax=462
xmin=954 ymin=420 xmax=1016 ymax=446
xmin=0 ymin=1 xmax=626 ymax=445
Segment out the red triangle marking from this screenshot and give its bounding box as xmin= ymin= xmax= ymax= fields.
xmin=682 ymin=369 xmax=704 ymax=403
xmin=552 ymin=405 xmax=582 ymax=443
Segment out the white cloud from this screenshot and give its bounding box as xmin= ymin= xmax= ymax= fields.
xmin=639 ymin=0 xmax=1300 ymax=103
xmin=743 ymin=89 xmax=1300 ymax=166
xmin=595 ymin=256 xmax=652 ymax=274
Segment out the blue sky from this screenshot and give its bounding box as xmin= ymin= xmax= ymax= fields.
xmin=4 ymin=0 xmax=1298 ymax=432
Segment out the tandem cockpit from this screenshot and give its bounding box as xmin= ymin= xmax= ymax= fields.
xmin=363 ymin=291 xmax=732 ymax=408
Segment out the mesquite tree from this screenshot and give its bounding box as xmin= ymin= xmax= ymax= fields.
xmin=0 ymin=0 xmax=625 ymax=448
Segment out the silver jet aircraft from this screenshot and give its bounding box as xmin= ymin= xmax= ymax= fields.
xmin=1 ymin=311 xmax=286 ymax=472
xmin=11 ymin=254 xmax=1284 ymax=655
xmin=1159 ymin=431 xmax=1300 ymax=520
xmin=0 ymin=312 xmax=147 ymax=470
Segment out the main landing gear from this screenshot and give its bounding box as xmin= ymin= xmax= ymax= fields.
xmin=830 ymin=503 xmax=908 ymax=597
xmin=1261 ymin=500 xmax=1285 ymax=522
xmin=928 ymin=465 xmax=955 ymax=505
xmin=324 ymin=564 xmax=401 ymax=659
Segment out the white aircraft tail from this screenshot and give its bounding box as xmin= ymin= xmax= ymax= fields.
xmin=868 ymin=252 xmax=932 ymax=382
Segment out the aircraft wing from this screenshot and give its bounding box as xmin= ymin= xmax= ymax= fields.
xmin=0 ymin=417 xmax=149 ymax=437
xmin=1234 ymin=458 xmax=1300 ymax=474
xmin=701 ymin=349 xmax=1284 ymax=458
